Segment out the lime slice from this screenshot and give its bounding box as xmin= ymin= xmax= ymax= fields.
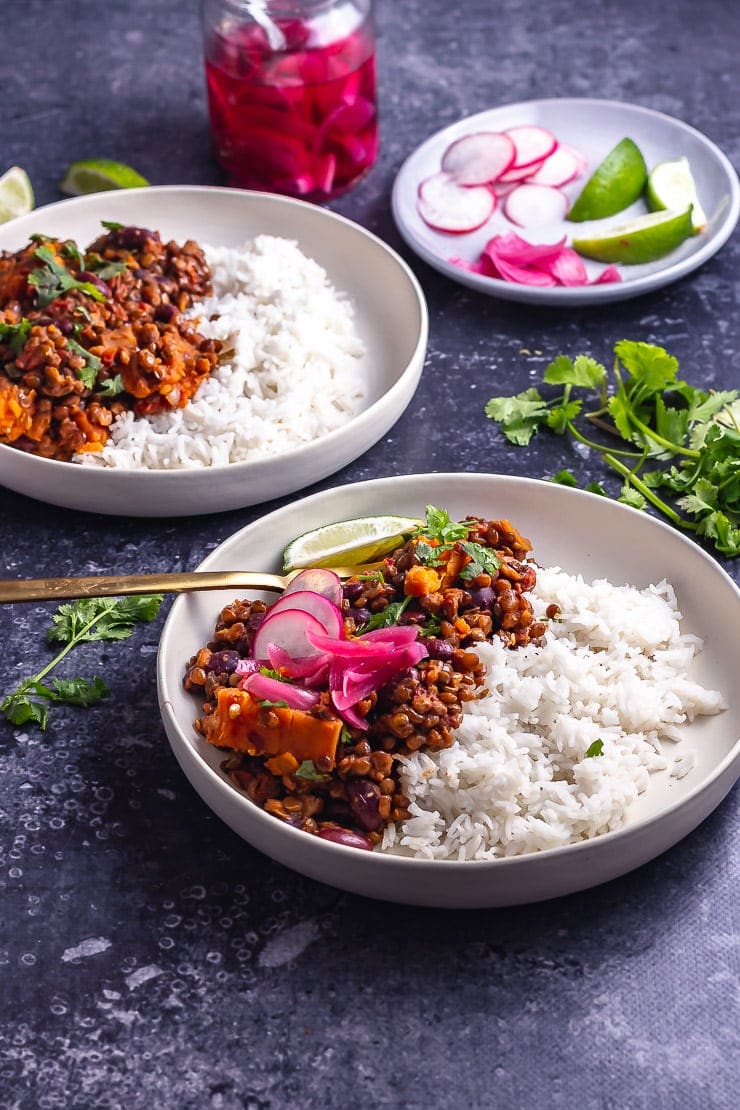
xmin=282 ymin=515 xmax=423 ymax=571
xmin=567 ymin=138 xmax=647 ymax=222
xmin=59 ymin=159 xmax=150 ymax=196
xmin=0 ymin=166 xmax=34 ymax=224
xmin=646 ymin=156 xmax=706 ymax=233
xmin=572 ymin=207 xmax=694 ymax=264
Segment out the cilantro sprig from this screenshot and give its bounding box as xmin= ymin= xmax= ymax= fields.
xmin=361 ymin=596 xmax=411 ymax=631
xmin=28 ymin=245 xmax=106 ymax=308
xmin=485 ymin=341 xmax=740 ymax=557
xmin=1 ymin=594 xmax=163 ymax=730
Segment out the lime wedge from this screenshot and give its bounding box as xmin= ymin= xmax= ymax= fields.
xmin=567 ymin=138 xmax=647 ymax=222
xmin=0 ymin=166 xmax=34 ymax=224
xmin=60 ymin=159 xmax=150 ymax=196
xmin=282 ymin=515 xmax=423 ymax=571
xmin=646 ymin=156 xmax=706 ymax=233
xmin=572 ymin=207 xmax=694 ymax=264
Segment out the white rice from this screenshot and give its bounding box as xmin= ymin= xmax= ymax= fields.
xmin=381 ymin=567 xmax=725 ymax=860
xmin=75 ymin=235 xmax=366 ymax=470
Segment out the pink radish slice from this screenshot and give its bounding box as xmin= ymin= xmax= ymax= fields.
xmin=417 ymin=172 xmax=496 ymax=233
xmin=440 ymin=130 xmax=515 ymax=185
xmin=252 ymin=609 xmax=329 ymax=662
xmin=240 ymin=672 xmax=320 ymax=710
xmin=561 ymin=143 xmax=588 ymax=176
xmin=267 ymin=591 xmax=344 ymax=640
xmin=526 ymin=145 xmax=583 ymax=188
xmin=283 ymin=568 xmax=343 ymax=607
xmin=504 ymin=125 xmax=558 ymax=169
xmin=491 ymin=180 xmax=520 ymax=197
xmin=497 ymin=157 xmax=547 ymax=185
xmin=504 ymin=184 xmax=568 ymax=228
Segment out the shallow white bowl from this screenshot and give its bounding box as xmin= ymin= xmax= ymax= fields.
xmin=157 ymin=473 xmax=740 ymax=907
xmin=392 ymin=98 xmax=740 ymax=305
xmin=0 ymin=187 xmax=427 ymax=516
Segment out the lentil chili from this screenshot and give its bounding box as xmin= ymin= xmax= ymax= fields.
xmin=0 ymin=224 xmax=221 ymax=460
xmin=184 ymin=514 xmax=547 ymax=850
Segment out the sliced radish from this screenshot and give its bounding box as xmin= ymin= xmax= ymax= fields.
xmin=417 ymin=171 xmax=496 ymax=233
xmin=526 ymin=145 xmax=583 ymax=188
xmin=267 ymin=590 xmax=344 ymax=640
xmin=504 ymin=125 xmax=558 ymax=169
xmin=497 ymin=157 xmax=547 ymax=185
xmin=504 ymin=184 xmax=568 ymax=228
xmin=561 ymin=143 xmax=589 ymax=176
xmin=441 ymin=130 xmax=515 ymax=185
xmin=252 ymin=609 xmax=329 ymax=662
xmin=283 ymin=568 xmax=342 ymax=607
xmin=491 ymin=179 xmax=521 ymax=197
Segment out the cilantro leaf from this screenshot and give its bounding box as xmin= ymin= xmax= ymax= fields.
xmin=549 ymin=469 xmax=578 ymax=487
xmin=485 ymin=388 xmax=549 ymax=445
xmin=420 ymin=505 xmax=470 ymax=545
xmin=585 ymin=739 xmax=604 ymax=757
xmin=295 ymin=760 xmax=330 ymax=781
xmin=0 ymin=317 xmax=32 ymax=358
xmin=28 ymin=245 xmax=106 ymax=307
xmin=458 ymin=541 xmax=502 ymax=582
xmin=544 ymin=354 xmax=606 ymax=389
xmin=618 ymin=484 xmax=647 ymax=510
xmin=101 ymin=220 xmax=124 ymax=230
xmin=67 ymin=338 xmax=103 ymax=389
xmin=50 ymin=676 xmax=109 ymax=707
xmin=547 ymin=398 xmax=582 ymax=434
xmin=95 ymin=373 xmax=125 ymax=398
xmin=361 ymin=597 xmax=411 ymax=631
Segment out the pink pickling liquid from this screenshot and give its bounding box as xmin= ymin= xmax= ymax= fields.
xmin=204 ymin=16 xmax=378 ymax=200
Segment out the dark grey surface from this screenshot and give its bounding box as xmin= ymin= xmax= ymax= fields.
xmin=0 ymin=1 xmax=738 ymax=1107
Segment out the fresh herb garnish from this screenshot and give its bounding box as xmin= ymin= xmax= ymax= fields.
xmin=28 ymin=245 xmax=106 ymax=308
xmin=415 ymin=504 xmax=471 ymax=546
xmin=414 ymin=540 xmax=446 ymax=567
xmin=258 ymin=666 xmax=293 ymax=682
xmin=2 ymin=594 xmax=163 ymax=730
xmin=257 ymin=698 xmax=290 ymax=709
xmin=95 ymin=373 xmax=125 ymax=398
xmin=295 ymin=760 xmax=330 ymax=781
xmin=101 ymin=220 xmax=124 ymax=231
xmin=361 ymin=596 xmax=411 ymax=631
xmin=550 ymin=470 xmax=607 ymax=496
xmin=88 ymin=257 xmax=128 ymax=280
xmin=62 ymin=240 xmax=84 ymax=267
xmin=67 ymin=338 xmax=103 ymax=389
xmin=458 ymin=540 xmax=502 ymax=581
xmin=0 ymin=318 xmax=32 ymax=357
xmin=340 ymin=726 xmax=354 ymax=746
xmin=585 ymin=739 xmax=605 ymax=757
xmin=485 ymin=341 xmax=740 ymax=557
xmin=419 ymin=614 xmax=443 ymax=637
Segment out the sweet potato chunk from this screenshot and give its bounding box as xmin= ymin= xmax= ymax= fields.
xmin=204 ymin=688 xmax=342 ymax=769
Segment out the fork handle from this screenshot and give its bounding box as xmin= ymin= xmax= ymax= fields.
xmin=0 ymin=571 xmax=287 ymax=603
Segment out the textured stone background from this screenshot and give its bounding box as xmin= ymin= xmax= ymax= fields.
xmin=0 ymin=1 xmax=738 ymax=1107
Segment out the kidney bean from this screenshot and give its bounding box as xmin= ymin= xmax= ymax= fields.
xmin=467 ymin=585 xmax=495 ymax=610
xmin=207 ymin=649 xmax=241 ymax=674
xmin=155 ymin=302 xmax=178 ymax=323
xmin=425 ymin=637 xmax=455 ymax=661
xmin=318 ymin=827 xmax=373 ymax=851
xmin=345 ymin=779 xmax=382 ymax=831
xmin=343 ymin=581 xmax=365 ymax=603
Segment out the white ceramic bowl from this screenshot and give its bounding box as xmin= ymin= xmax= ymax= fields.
xmin=157 ymin=473 xmax=740 ymax=908
xmin=0 ymin=187 xmax=427 ymax=516
xmin=392 ymin=98 xmax=740 ymax=305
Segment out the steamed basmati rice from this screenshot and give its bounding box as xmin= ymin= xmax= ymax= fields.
xmin=381 ymin=567 xmax=725 ymax=860
xmin=76 ymin=235 xmax=366 ymax=470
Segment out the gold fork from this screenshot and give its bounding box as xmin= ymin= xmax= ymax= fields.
xmin=0 ymin=564 xmax=383 ymax=604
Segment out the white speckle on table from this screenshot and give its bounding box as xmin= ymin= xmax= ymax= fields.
xmin=125 ymin=964 xmax=164 ymax=991
xmin=61 ymin=936 xmax=112 ymax=963
xmin=257 ymin=920 xmax=320 ymax=969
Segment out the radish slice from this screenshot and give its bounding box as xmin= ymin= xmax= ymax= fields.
xmin=491 ymin=180 xmax=520 ymax=197
xmin=504 ymin=125 xmax=558 ymax=169
xmin=417 ymin=172 xmax=496 ymax=233
xmin=283 ymin=569 xmax=342 ymax=607
xmin=267 ymin=590 xmax=344 ymax=640
xmin=526 ymin=145 xmax=583 ymax=188
xmin=441 ymin=130 xmax=515 ymax=185
xmin=252 ymin=609 xmax=329 ymax=662
xmin=504 ymin=184 xmax=568 ymax=228
xmin=497 ymin=157 xmax=547 ymax=185
xmin=561 ymin=143 xmax=589 ymax=176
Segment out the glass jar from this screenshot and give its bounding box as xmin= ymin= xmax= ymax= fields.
xmin=201 ymin=0 xmax=378 ymax=200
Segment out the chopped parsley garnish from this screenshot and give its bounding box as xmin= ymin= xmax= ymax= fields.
xmin=1 ymin=594 xmax=162 ymax=730
xmin=415 ymin=504 xmax=471 ymax=546
xmin=585 ymin=739 xmax=605 ymax=758
xmin=485 ymin=341 xmax=740 ymax=557
xmin=458 ymin=540 xmax=501 ymax=581
xmin=28 ymin=245 xmax=106 ymax=308
xmin=361 ymin=596 xmax=411 ymax=631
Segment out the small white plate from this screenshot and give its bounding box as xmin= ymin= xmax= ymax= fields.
xmin=0 ymin=187 xmax=428 ymax=516
xmin=157 ymin=473 xmax=740 ymax=908
xmin=392 ymin=98 xmax=740 ymax=305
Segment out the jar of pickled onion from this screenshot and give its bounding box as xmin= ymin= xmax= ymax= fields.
xmin=201 ymin=0 xmax=378 ymax=200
